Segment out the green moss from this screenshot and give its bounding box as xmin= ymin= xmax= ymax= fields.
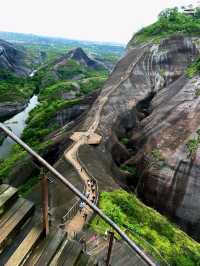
xmin=90 ymin=190 xmax=200 ymax=265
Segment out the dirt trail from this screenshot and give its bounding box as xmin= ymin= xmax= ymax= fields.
xmin=64 ymin=47 xmax=147 ymax=238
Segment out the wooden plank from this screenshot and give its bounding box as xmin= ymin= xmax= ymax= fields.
xmin=49 ymin=239 xmax=69 ymax=266
xmin=0 ymin=184 xmax=9 ymax=195
xmin=0 ymin=200 xmax=34 ymax=247
xmin=35 ymin=229 xmax=66 ymax=266
xmin=0 ymin=186 xmax=18 ymax=210
xmin=57 ymin=240 xmax=82 ymax=266
xmin=5 ymin=224 xmax=43 ymax=266
xmin=0 ymin=198 xmax=25 ymax=228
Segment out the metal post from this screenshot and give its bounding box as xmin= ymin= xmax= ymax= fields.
xmin=41 ymin=169 xmax=49 ymax=236
xmin=106 ymin=231 xmax=114 ymax=266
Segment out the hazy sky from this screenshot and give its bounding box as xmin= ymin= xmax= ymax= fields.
xmin=0 ymin=0 xmax=199 ymax=44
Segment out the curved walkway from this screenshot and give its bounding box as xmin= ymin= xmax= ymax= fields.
xmin=64 ymin=48 xmax=147 ymax=238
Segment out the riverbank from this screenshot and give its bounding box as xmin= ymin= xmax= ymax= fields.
xmin=0 ymin=95 xmax=38 ymax=159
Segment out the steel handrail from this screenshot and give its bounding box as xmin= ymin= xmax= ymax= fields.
xmin=0 ymin=123 xmax=157 ymax=266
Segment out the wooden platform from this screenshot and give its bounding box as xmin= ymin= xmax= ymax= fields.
xmin=70 ymin=132 xmax=102 ymax=144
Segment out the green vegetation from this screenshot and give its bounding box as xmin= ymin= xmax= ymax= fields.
xmin=129 ymin=7 xmax=200 ymax=46
xmin=186 ymin=129 xmax=200 ymax=157
xmin=32 ymin=58 xmax=108 ymax=90
xmin=151 ymin=149 xmax=165 ymax=162
xmin=0 ymin=69 xmax=35 ymax=103
xmin=0 ymin=145 xmax=27 ymax=182
xmin=0 ymin=139 xmax=50 ymax=183
xmin=22 ymin=98 xmax=82 ymax=145
xmin=121 ymin=137 xmax=129 ymax=145
xmin=120 ymin=164 xmax=136 ymax=175
xmin=18 ymin=174 xmax=39 ymax=197
xmin=187 ymin=58 xmax=200 ymax=78
xmin=91 ymin=190 xmax=200 ymax=265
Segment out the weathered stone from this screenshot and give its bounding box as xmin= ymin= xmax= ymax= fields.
xmin=74 ymin=35 xmax=200 ymax=240
xmin=0 ymin=101 xmax=27 ymax=120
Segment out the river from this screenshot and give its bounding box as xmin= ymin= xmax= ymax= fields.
xmin=0 ymin=95 xmax=39 ymax=159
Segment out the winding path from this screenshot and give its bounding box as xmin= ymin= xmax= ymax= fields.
xmin=64 ymin=48 xmax=147 ymax=238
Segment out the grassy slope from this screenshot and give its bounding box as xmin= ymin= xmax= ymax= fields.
xmin=0 ymin=69 xmax=35 ymax=103
xmin=128 ymin=8 xmax=200 ymax=46
xmin=91 ymin=190 xmax=200 ymax=266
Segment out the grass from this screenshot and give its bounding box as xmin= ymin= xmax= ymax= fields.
xmin=90 ymin=190 xmax=200 ymax=266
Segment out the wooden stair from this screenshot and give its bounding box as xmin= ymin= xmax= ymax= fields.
xmin=0 ymin=184 xmax=86 ymax=266
xmin=0 ymin=184 xmax=153 ymax=265
xmin=0 ymin=184 xmax=40 ymax=265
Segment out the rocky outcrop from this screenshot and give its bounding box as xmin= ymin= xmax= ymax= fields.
xmin=0 ymin=101 xmax=27 ymax=120
xmin=0 ymin=39 xmax=30 ymax=76
xmin=71 ymin=35 xmax=200 ymax=240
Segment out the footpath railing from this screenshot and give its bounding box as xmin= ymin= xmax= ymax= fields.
xmin=0 ymin=123 xmax=157 ymax=266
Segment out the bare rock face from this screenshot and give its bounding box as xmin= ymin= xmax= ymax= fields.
xmin=0 ymin=101 xmax=27 ymax=120
xmin=75 ymin=35 xmax=200 ymax=240
xmin=0 ymin=39 xmax=30 ymax=76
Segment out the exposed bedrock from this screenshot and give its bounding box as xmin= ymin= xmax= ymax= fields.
xmin=75 ymin=35 xmax=200 ymax=240
xmin=0 ymin=101 xmax=27 ymax=120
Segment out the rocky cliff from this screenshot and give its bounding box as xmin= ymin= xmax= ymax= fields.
xmin=68 ymin=35 xmax=200 ymax=241
xmin=0 ymin=39 xmax=30 ymax=76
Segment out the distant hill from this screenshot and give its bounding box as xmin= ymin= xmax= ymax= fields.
xmin=0 ymin=31 xmax=124 ymax=57
xmin=33 ymin=47 xmax=108 ymax=89
xmin=0 ymin=39 xmax=30 ymax=76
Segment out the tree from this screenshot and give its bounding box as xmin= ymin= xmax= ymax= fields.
xmin=158 ymin=7 xmax=179 ymax=21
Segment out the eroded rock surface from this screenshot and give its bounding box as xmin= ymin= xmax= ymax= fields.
xmin=0 ymin=101 xmax=27 ymax=120
xmin=72 ymin=35 xmax=200 ymax=240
